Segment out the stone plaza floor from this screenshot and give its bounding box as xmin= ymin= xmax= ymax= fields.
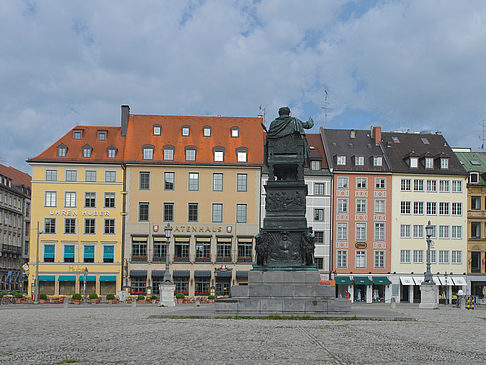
xmin=0 ymin=302 xmax=485 ymax=364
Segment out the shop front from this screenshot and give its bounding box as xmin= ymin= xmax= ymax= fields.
xmin=58 ymin=275 xmax=76 ymax=295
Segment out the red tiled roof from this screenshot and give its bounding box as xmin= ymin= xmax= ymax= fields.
xmin=0 ymin=164 xmax=31 ymax=188
xmin=306 ymin=134 xmax=329 ymax=168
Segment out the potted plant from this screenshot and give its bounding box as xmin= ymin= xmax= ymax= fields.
xmin=14 ymin=292 xmax=23 ymax=303
xmin=88 ymin=293 xmax=99 ymax=303
xmin=39 ymin=293 xmax=48 ymax=304
xmin=106 ymin=294 xmax=116 ymax=304
xmin=207 ymin=294 xmax=215 ymax=303
xmin=72 ymin=293 xmax=82 ymax=304
xmin=150 ymin=295 xmax=157 ymax=303
xmin=176 ymin=293 xmax=185 ymax=304
xmin=137 ymin=294 xmax=145 ymax=303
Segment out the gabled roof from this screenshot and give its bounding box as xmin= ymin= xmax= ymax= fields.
xmin=381 ymin=132 xmax=466 ymax=175
xmin=454 ymin=151 xmax=486 ymax=184
xmin=123 ymin=114 xmax=264 ymax=165
xmin=306 ymin=133 xmax=329 ymax=168
xmin=0 ymin=164 xmax=32 ymax=197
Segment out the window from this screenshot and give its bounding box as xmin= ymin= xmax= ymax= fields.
xmin=374 ymin=223 xmax=385 ymax=241
xmin=188 ymin=203 xmax=198 ymax=222
xmin=212 ymin=203 xmax=223 ymax=223
xmin=63 ymin=218 xmax=76 ymax=234
xmin=337 ymin=177 xmax=348 ymax=189
xmin=452 ymin=225 xmax=462 ymax=239
xmin=400 ymin=224 xmax=411 ymax=238
xmin=185 ymin=146 xmax=196 ymax=161
xmin=452 ymin=202 xmax=462 ymax=216
xmin=337 ymin=250 xmax=347 ymax=268
xmin=314 ymin=183 xmax=325 ymax=195
xmin=43 ymin=245 xmax=55 ymax=262
xmin=374 ymin=251 xmax=385 ymax=268
xmin=83 ymin=245 xmax=95 ymax=263
xmin=107 ymin=148 xmax=117 ymax=158
xmin=82 ymin=146 xmax=92 ymax=158
xmin=139 ymin=172 xmax=150 ymax=190
xmin=85 ymin=170 xmax=97 ymax=182
xmin=356 ymin=223 xmax=367 ymax=240
xmin=103 ymin=246 xmax=114 ymax=263
xmin=413 ymin=250 xmax=424 ymax=264
xmin=195 ymin=277 xmax=210 ymax=295
xmin=104 ymin=192 xmax=115 ymax=208
xmin=427 ymin=180 xmax=437 ymax=192
xmin=174 ymin=240 xmax=189 ymax=261
xmin=337 ymin=156 xmax=346 ymax=165
xmin=421 ymin=137 xmax=430 ymax=144
xmin=452 ymin=180 xmax=462 ymax=193
xmin=153 ymin=241 xmax=167 ymax=262
xmin=188 ymin=173 xmax=199 ymax=191
xmin=57 ymin=145 xmax=67 ymax=157
xmin=470 ymin=172 xmax=480 ymax=184
xmin=64 ymin=245 xmax=75 ymax=263
xmin=217 ymin=240 xmax=232 ymax=262
xmin=425 ymin=157 xmax=434 ymax=168
xmin=356 ymin=177 xmax=367 ymax=189
xmin=132 ymin=239 xmax=147 ymax=261
xmin=214 ymin=150 xmax=224 ymax=162
xmin=45 ymin=191 xmax=57 ymax=207
xmin=426 ymin=202 xmax=436 ymax=215
xmin=430 ymin=250 xmax=437 ymax=264
xmin=45 ymin=170 xmax=57 ymax=181
xmin=439 ymin=202 xmax=450 ymax=215
xmin=337 ymin=223 xmax=348 ymax=240
xmin=196 ymin=240 xmax=211 ymax=262
xmin=413 ymin=225 xmax=424 ymax=238
xmin=163 ymin=146 xmax=174 ymax=161
xmin=452 ymin=250 xmax=462 ymax=264
xmin=84 ymin=218 xmax=96 ymax=234
xmin=337 ymin=199 xmax=348 ymax=213
xmin=315 ymin=258 xmax=324 ymax=269
xmin=164 ymin=172 xmax=175 ymax=190
xmin=355 ymin=250 xmax=366 ymax=268
xmin=153 ymin=125 xmax=161 ymax=136
xmin=236 ymin=204 xmax=247 ymax=223
xmin=356 ymin=199 xmax=367 ymax=213
xmin=314 ymin=231 xmax=324 ymax=244
xmin=64 ymin=192 xmax=77 ymax=208
xmin=375 ymin=178 xmax=385 ymax=189
xmin=400 ymin=201 xmax=411 ymax=214
xmin=375 ymin=199 xmax=385 ymax=214
xmin=430 ymin=225 xmax=437 ymax=238
xmin=139 ymin=202 xmax=149 ymax=221
xmin=73 ymin=130 xmax=82 ymax=139
xmin=471 ymin=222 xmax=481 ymax=238
xmin=65 ymin=170 xmax=77 ymax=181
xmin=163 ymin=203 xmax=174 ymax=221
xmin=310 ymin=160 xmax=321 ymax=170
xmin=438 ymin=250 xmax=449 ymax=264
xmin=105 ymin=171 xmax=116 ymax=182
xmin=373 ymin=157 xmax=383 ymax=167
xmin=413 ymin=201 xmax=424 ymax=215
xmin=44 ymin=218 xmax=56 ymax=234
xmin=440 ymin=158 xmax=449 ymax=169
xmin=237 ymin=174 xmax=247 ymax=192
xmin=174 ymin=277 xmax=189 ymax=295
xmin=314 ymin=209 xmax=324 ymax=221
xmin=439 ymin=180 xmax=450 ymax=192
xmin=410 ymin=157 xmax=418 ymax=168
xmin=413 ymin=179 xmax=424 ymax=192
xmin=97 ymin=131 xmax=107 ymax=140
xmin=355 ymin=156 xmax=364 ymax=166
xmin=439 ymin=225 xmax=449 ymax=239
xmin=143 ymin=146 xmax=154 ymax=160
xmin=84 ymin=192 xmax=96 ymax=208
xmin=231 ymin=127 xmax=239 ymax=137
xmin=213 ymin=173 xmax=223 ymax=191
xmin=401 ymin=179 xmax=411 ymax=191
xmin=131 ymin=277 xmax=147 ymax=293
xmin=400 ymin=249 xmax=411 ymax=264
xmin=237 ymin=148 xmax=248 ymax=163
xmin=203 ymin=126 xmax=211 ymax=137
xmin=182 ymin=126 xmax=190 ymax=136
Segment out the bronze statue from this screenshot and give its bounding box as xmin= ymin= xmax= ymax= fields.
xmin=267 ymin=106 xmax=314 ymax=139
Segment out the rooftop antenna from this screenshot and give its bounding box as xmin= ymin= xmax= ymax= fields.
xmin=259 ymin=104 xmax=268 ymax=133
xmin=480 ymin=120 xmax=486 ymax=151
xmin=321 ymin=90 xmax=331 ymax=127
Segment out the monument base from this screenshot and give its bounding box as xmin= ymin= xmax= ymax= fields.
xmin=158 ymin=283 xmax=176 ymax=307
xmin=215 ymin=271 xmax=351 ymax=315
xmin=419 ymin=283 xmax=438 ymax=309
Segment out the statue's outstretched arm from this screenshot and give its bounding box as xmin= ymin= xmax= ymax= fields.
xmin=301 ymin=117 xmax=314 ymax=129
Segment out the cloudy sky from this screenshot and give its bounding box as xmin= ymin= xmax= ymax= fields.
xmin=2 ymin=0 xmax=486 ymax=173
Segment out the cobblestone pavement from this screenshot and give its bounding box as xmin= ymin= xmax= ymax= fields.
xmin=1 ymin=303 xmax=485 ymax=364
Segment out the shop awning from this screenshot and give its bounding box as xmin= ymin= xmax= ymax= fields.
xmin=372 ymin=276 xmax=390 ymax=285
xmin=173 ymin=270 xmax=190 ymax=277
xmin=451 ymin=277 xmax=467 ymax=286
xmin=39 ymin=275 xmax=55 ymax=282
xmin=99 ymin=275 xmax=117 ymax=282
xmin=335 ymin=276 xmax=352 ymax=285
xmin=194 ymin=270 xmax=211 ymax=278
xmin=216 ymin=271 xmax=232 ymax=278
xmin=130 ymin=270 xmax=147 ymax=277
xmin=400 ymin=277 xmax=414 ymax=285
xmin=438 ymin=276 xmax=454 ymax=286
xmin=432 ymin=277 xmax=440 ymax=286
xmin=236 ymin=271 xmax=249 ymax=278
xmin=58 ymin=275 xmax=76 ymax=282
xmin=353 ymin=276 xmax=371 ymax=285
xmin=413 ymin=277 xmax=424 ymax=285
xmin=79 ymin=275 xmax=96 ymax=282
xmin=151 ymin=271 xmax=165 ymax=278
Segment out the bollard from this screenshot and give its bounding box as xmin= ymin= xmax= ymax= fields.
xmin=390 ymin=297 xmax=396 ymax=309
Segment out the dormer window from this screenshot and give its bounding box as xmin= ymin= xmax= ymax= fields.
xmin=425 ymin=157 xmax=434 ymax=169
xmin=185 ymin=146 xmax=196 ymax=161
xmin=410 ymin=157 xmax=418 ymax=168
xmin=373 ymin=156 xmax=383 ymax=167
xmin=97 ymin=131 xmax=107 ymax=141
xmin=236 ymin=147 xmax=248 ymax=162
xmin=213 ymin=147 xmax=225 ymax=162
xmin=470 ymin=172 xmax=479 ymax=184
xmin=107 ymin=146 xmax=117 ymax=158
xmin=203 ymin=126 xmax=211 ymax=137
xmin=163 ymin=145 xmax=174 ymax=161
xmin=82 ymin=144 xmax=93 ymax=158
xmin=57 ymin=144 xmax=67 ymax=157
xmin=310 ymin=160 xmax=321 ymax=170
xmin=355 ymin=156 xmax=364 ymax=166
xmin=142 ymin=145 xmax=154 ymax=160
xmin=231 ymin=127 xmax=239 ymax=138
xmin=182 ymin=126 xmax=190 ymax=136
xmin=392 ymin=136 xmax=400 ymax=143
xmin=153 ymin=125 xmax=161 ymax=136
xmin=440 ymin=158 xmax=449 ymax=169
xmin=73 ymin=130 xmax=83 ymax=140
xmin=337 ymin=155 xmax=346 ymax=165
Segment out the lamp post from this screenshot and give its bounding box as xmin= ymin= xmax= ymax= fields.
xmin=163 ymin=223 xmax=172 ymax=283
xmin=158 ymin=223 xmax=175 ymax=307
xmin=424 ymin=221 xmax=434 ymax=284
xmin=33 ymin=221 xmax=43 ymax=304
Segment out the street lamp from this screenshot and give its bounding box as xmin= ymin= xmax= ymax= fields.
xmin=34 ymin=221 xmax=43 ymax=304
xmin=424 ymin=220 xmax=434 ymax=284
xmin=163 ymin=223 xmax=172 ymax=283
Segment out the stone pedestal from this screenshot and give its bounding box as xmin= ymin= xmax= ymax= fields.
xmin=419 ymin=283 xmax=438 ymax=309
xmin=159 ymin=283 xmax=175 ymax=307
xmin=215 ymin=271 xmax=351 ymax=315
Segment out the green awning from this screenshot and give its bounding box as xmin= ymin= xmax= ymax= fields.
xmin=39 ymin=275 xmax=55 ymax=282
xmin=353 ymin=276 xmax=371 ymax=285
xmin=335 ymin=276 xmax=352 ymax=285
xmin=372 ymin=276 xmax=390 ymax=285
xmin=99 ymin=275 xmax=117 ymax=282
xmin=58 ymin=275 xmax=76 ymax=282
xmin=79 ymin=275 xmax=96 ymax=282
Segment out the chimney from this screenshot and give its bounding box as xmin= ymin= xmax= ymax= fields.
xmin=371 ymin=126 xmax=381 ymax=145
xmin=121 ymin=105 xmax=130 ymax=137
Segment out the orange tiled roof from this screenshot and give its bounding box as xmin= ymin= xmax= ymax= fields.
xmin=0 ymin=164 xmax=32 ymax=188
xmin=124 ymin=114 xmax=264 ymax=165
xmin=306 ymin=133 xmax=329 ymax=168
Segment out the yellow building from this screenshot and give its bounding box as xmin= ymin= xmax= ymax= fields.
xmin=27 ymin=126 xmax=124 ymax=297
